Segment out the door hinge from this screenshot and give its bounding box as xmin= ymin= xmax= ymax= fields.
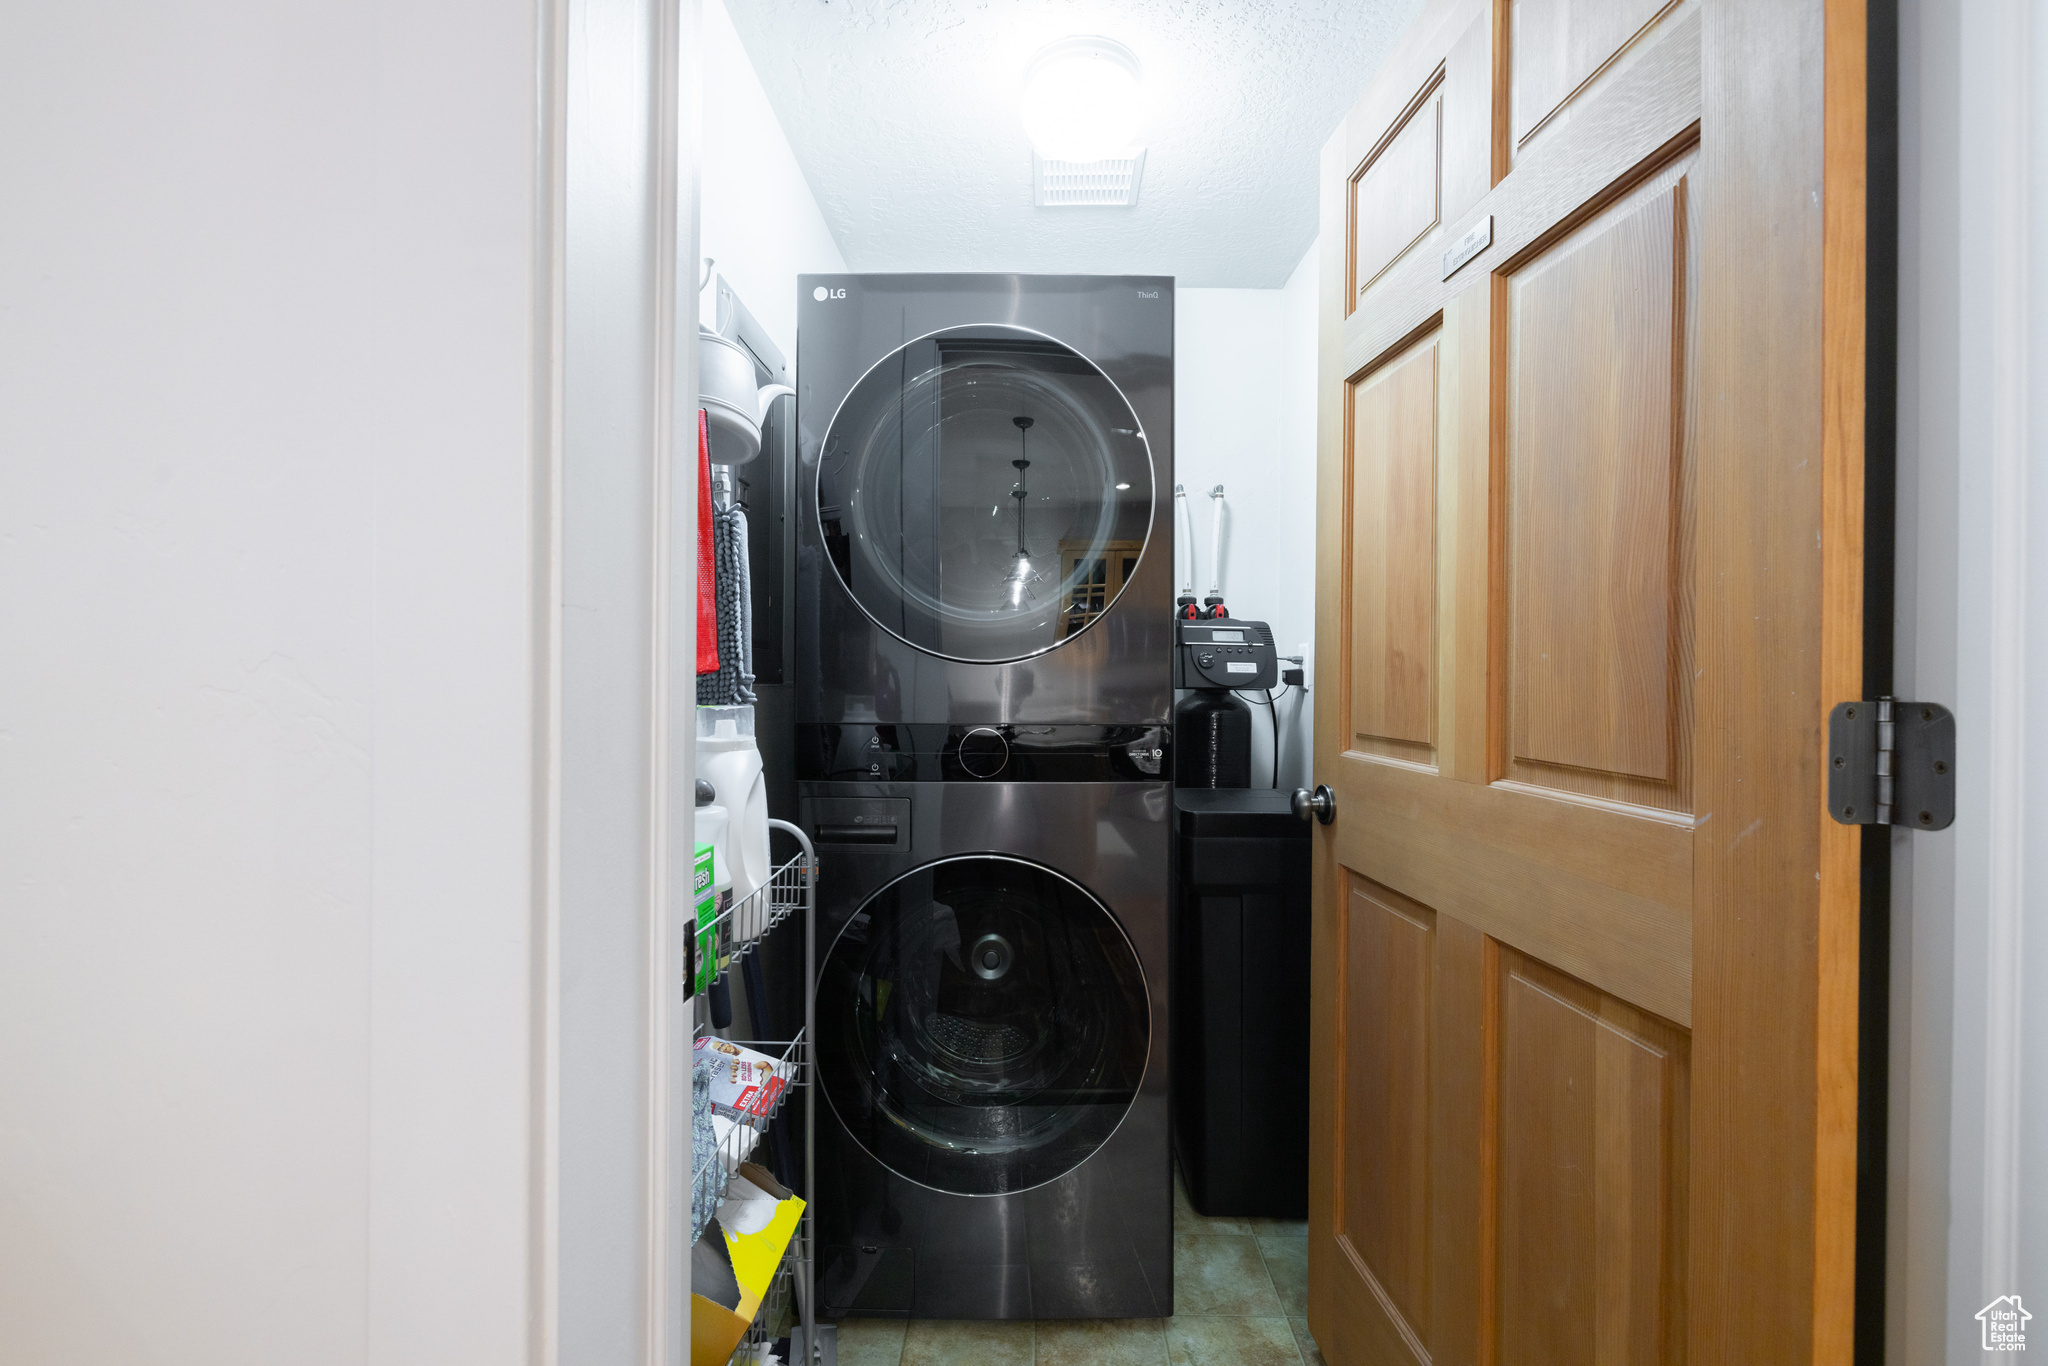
xmin=1827 ymin=699 xmax=1956 ymax=830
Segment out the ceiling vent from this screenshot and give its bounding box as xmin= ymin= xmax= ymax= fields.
xmin=1032 ymin=149 xmax=1147 ymax=207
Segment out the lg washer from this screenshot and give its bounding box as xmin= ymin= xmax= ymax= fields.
xmin=794 ymin=274 xmax=1173 ymax=1320
xmin=798 ymin=777 xmax=1171 ymax=1320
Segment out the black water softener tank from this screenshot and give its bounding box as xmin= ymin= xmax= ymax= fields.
xmin=1167 ymin=617 xmax=1309 ymax=1217
xmin=1174 ymin=692 xmax=1253 ymax=788
xmin=1172 ymin=619 xmax=1277 ymax=787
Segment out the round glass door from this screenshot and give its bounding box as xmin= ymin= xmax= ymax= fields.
xmin=817 ymin=856 xmax=1150 ymax=1196
xmin=816 ymin=326 xmax=1155 ymax=663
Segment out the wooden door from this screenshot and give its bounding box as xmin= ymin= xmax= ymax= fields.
xmin=1305 ymin=2 xmax=1867 ymax=1365
xmin=1058 ymin=539 xmax=1143 ymax=638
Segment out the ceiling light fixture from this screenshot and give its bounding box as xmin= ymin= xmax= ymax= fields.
xmin=1020 ymin=37 xmax=1144 ymax=163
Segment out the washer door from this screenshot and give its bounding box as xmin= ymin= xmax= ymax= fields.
xmin=816 ymin=325 xmax=1155 ymax=663
xmin=818 ymin=856 xmax=1150 ymax=1196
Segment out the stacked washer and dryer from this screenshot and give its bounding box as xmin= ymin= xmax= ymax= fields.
xmin=793 ymin=274 xmax=1175 ymax=1321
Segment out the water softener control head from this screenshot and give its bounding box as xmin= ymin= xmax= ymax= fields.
xmin=1173 ymin=619 xmax=1280 ymax=691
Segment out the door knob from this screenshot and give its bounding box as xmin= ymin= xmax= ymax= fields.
xmin=1291 ymin=784 xmax=1335 ymax=825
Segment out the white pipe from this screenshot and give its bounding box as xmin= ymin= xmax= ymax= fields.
xmin=1207 ymin=484 xmax=1225 ymax=600
xmin=1174 ymin=483 xmax=1196 ymax=598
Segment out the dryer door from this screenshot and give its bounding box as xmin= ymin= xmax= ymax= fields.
xmin=816 ymin=325 xmax=1156 ymax=663
xmin=817 ymin=855 xmax=1150 ymax=1196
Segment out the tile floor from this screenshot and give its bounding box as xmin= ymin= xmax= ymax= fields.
xmin=827 ymin=1171 xmax=1327 ymax=1366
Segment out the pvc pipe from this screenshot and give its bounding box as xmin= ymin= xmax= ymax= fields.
xmin=1174 ymin=484 xmax=1197 ymax=598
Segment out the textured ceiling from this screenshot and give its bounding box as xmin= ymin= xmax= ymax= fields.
xmin=722 ymin=0 xmax=1427 ymax=288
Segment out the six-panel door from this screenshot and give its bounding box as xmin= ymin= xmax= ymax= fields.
xmin=1308 ymin=0 xmax=1860 ymax=1362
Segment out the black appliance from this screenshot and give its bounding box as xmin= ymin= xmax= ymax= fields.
xmin=795 ymin=272 xmax=1174 ymax=724
xmin=1172 ymin=618 xmax=1277 ymax=789
xmin=795 ymin=274 xmax=1174 ymax=1321
xmin=1173 ymin=618 xmax=1278 ymax=691
xmin=1170 ymin=788 xmax=1311 ymax=1218
xmin=800 ymin=765 xmax=1172 ymax=1320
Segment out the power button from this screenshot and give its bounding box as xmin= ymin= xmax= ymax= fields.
xmin=957 ymin=727 xmax=1009 ymax=778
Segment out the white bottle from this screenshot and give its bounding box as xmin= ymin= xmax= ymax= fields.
xmin=695 ymin=793 xmax=733 ymax=915
xmin=697 ymin=704 xmax=769 ymax=926
xmin=692 ymin=783 xmax=733 ymax=993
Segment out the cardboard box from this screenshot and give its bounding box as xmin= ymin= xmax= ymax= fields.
xmin=695 ymin=1036 xmax=791 ymax=1122
xmin=689 ymin=1162 xmax=805 ymax=1366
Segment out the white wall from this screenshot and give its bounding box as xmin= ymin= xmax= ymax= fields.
xmin=0 ymin=1 xmax=546 ymax=1361
xmin=1892 ymin=2 xmax=2048 ymax=1360
xmin=1174 ymin=243 xmax=1320 ymax=792
xmin=700 ymin=0 xmax=848 ymax=363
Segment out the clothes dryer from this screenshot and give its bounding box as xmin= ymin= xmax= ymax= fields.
xmin=796 ymin=274 xmax=1173 ymax=729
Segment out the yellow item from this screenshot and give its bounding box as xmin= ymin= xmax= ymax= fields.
xmin=689 ymin=1163 xmax=806 ymax=1366
xmin=725 ymin=1188 xmax=804 ymax=1297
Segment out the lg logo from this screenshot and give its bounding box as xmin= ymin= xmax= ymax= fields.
xmin=812 ymin=286 xmax=847 ymax=301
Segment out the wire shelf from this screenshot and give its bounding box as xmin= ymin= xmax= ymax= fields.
xmin=691 ymin=817 xmax=821 ymax=1365
xmin=694 ymin=851 xmax=818 ymax=1008
xmin=692 ymin=1031 xmax=807 ymax=1243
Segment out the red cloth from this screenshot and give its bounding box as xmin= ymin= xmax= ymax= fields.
xmin=696 ymin=409 xmax=721 ymax=676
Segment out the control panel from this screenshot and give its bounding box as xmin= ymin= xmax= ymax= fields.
xmin=1174 ymin=619 xmax=1279 ymax=691
xmin=795 ymin=723 xmax=1170 ymax=782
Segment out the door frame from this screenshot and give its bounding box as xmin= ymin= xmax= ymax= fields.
xmin=1887 ymin=0 xmax=2048 ymax=1360
xmin=545 ymin=0 xmax=703 ymax=1360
